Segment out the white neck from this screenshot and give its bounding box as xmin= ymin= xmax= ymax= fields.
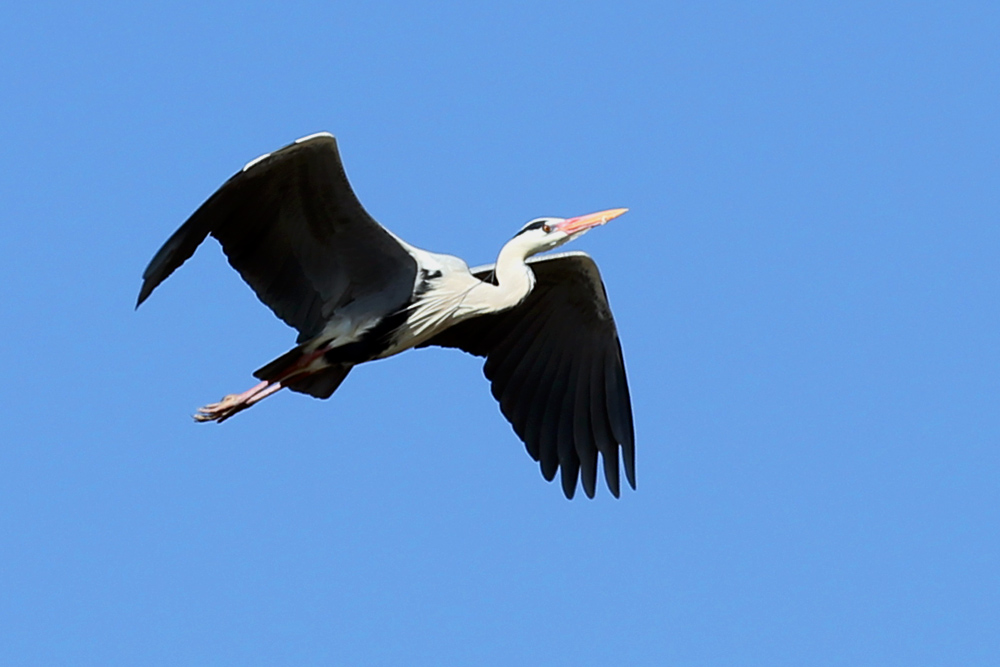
xmin=486 ymin=236 xmax=537 ymax=309
xmin=397 ymin=236 xmax=540 ymax=346
xmin=435 ymin=235 xmax=538 ymax=320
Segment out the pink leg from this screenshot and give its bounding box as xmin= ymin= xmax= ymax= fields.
xmin=194 ymin=380 xmax=282 ymax=422
xmin=245 ymin=381 xmax=284 ymax=407
xmin=193 ymin=348 xmax=329 ymax=423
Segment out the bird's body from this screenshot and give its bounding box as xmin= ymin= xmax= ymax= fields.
xmin=138 ymin=133 xmax=634 ymax=498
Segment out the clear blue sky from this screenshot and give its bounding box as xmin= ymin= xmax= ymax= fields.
xmin=2 ymin=2 xmax=998 ymax=664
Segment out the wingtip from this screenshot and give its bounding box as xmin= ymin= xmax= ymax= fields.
xmin=623 ymin=441 xmax=636 ymax=490
xmin=135 ymin=284 xmax=151 ymax=309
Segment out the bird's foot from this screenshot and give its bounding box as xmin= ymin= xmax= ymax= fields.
xmin=192 ymin=380 xmax=283 ymax=423
xmin=193 ymin=394 xmax=247 ymax=423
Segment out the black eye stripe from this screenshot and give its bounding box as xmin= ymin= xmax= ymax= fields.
xmin=514 ymin=220 xmax=548 ymax=237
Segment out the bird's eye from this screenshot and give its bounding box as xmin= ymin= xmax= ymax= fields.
xmin=542 ymin=224 xmax=551 ymax=233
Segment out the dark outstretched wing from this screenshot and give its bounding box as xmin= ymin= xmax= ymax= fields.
xmin=137 ymin=133 xmax=418 ymax=342
xmin=422 ymin=251 xmax=635 ymax=499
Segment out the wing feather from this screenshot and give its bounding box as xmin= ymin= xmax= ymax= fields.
xmin=487 ymin=289 xmax=557 ymax=404
xmin=586 ymin=348 xmax=616 ymax=491
xmin=574 ymin=355 xmax=600 ymax=499
xmin=526 ymin=332 xmax=572 ymax=482
xmin=499 ymin=317 xmax=562 ymax=445
xmin=607 ymin=339 xmax=636 ymax=488
xmin=421 ymin=251 xmax=634 ymax=498
xmin=137 ymin=134 xmax=418 ymax=342
xmin=557 ymin=357 xmax=583 ymax=499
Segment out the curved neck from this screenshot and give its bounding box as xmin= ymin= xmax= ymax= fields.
xmin=494 ymin=237 xmax=536 ymax=302
xmin=402 ymin=237 xmax=540 ymax=342
xmin=459 ymin=236 xmax=537 ymax=316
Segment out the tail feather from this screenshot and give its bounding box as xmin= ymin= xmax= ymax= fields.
xmin=254 ymin=345 xmax=352 ymax=399
xmin=285 ymin=365 xmax=351 ymax=399
xmin=253 ymin=344 xmax=307 ymax=381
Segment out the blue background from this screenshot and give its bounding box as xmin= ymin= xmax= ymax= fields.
xmin=2 ymin=2 xmax=997 ymax=664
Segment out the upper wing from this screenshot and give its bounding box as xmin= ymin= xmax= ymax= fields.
xmin=137 ymin=133 xmax=418 ymax=342
xmin=421 ymin=251 xmax=635 ymax=499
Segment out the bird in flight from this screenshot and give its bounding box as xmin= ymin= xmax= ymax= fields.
xmin=137 ymin=133 xmax=634 ymax=498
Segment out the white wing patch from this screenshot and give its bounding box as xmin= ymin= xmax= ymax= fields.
xmin=295 ymin=131 xmax=335 ymax=144
xmin=242 ymin=152 xmax=272 ymax=172
xmin=241 ymin=133 xmax=334 ymax=172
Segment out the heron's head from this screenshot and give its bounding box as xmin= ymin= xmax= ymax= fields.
xmin=511 ymin=208 xmax=628 ymax=257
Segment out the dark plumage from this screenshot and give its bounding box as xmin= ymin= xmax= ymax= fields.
xmin=138 ymin=132 xmax=635 ymax=498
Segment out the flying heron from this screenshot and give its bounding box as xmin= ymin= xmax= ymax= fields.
xmin=137 ymin=133 xmax=634 ymax=498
